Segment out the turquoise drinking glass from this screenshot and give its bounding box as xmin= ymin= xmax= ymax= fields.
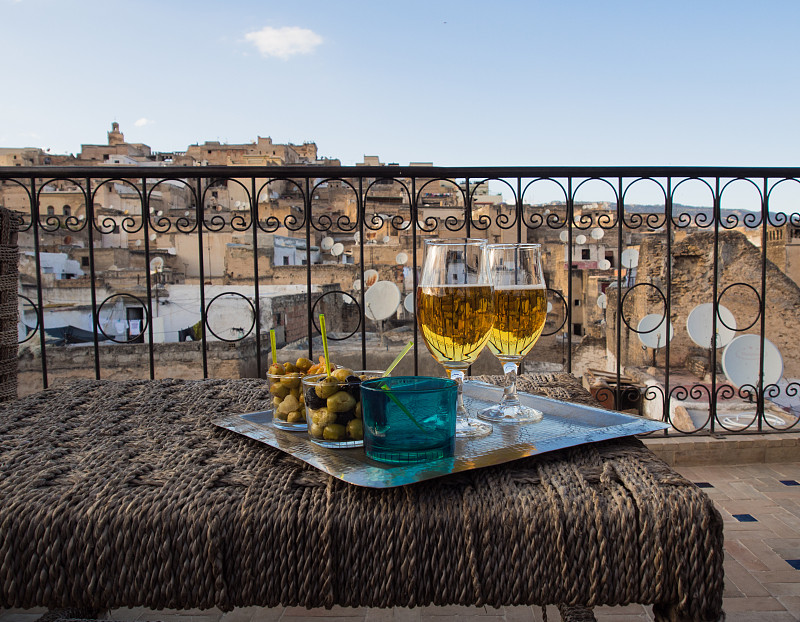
xmin=360 ymin=376 xmax=457 ymax=464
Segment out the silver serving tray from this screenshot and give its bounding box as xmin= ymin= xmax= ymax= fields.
xmin=213 ymin=380 xmax=668 ymax=488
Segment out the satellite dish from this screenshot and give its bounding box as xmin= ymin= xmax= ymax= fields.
xmin=403 ymin=293 xmax=415 ymax=314
xmin=234 ymin=201 xmax=241 ymax=208
xmin=353 ymin=279 xmax=362 ymax=291
xmin=321 ymin=237 xmax=334 ymax=251
xmin=149 ymin=233 xmax=157 ymax=241
xmin=722 ymin=334 xmax=783 ymax=389
xmin=687 ymin=303 xmax=737 ymax=349
xmin=363 ymin=269 xmax=379 ymax=288
xmin=621 ymin=248 xmax=639 ymax=268
xmin=364 ymin=281 xmax=401 ymax=321
xmin=395 ymin=252 xmax=408 ymax=265
xmin=156 ymin=210 xmax=163 ymax=217
xmin=559 ymin=230 xmax=569 ymax=243
xmin=135 ymin=239 xmax=142 ymax=247
xmin=353 ymin=231 xmax=361 ymax=243
xmin=546 ymin=302 xmax=553 ymax=314
xmin=331 ymin=243 xmax=344 ymax=256
xmin=591 ymin=227 xmax=605 ymax=240
xmin=149 ymin=257 xmax=164 ymax=273
xmin=598 ymin=259 xmax=612 ymax=270
xmin=636 ymin=314 xmax=673 ymax=349
xmin=596 ymin=293 xmax=607 ymax=309
xmin=382 ymin=235 xmax=391 ymax=244
xmin=576 ymin=234 xmax=587 ymax=245
xmin=184 ymin=211 xmax=190 ymax=217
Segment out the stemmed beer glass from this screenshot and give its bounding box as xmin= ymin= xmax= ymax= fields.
xmin=417 ymin=238 xmax=494 ymax=439
xmin=479 ymin=243 xmax=547 ymax=423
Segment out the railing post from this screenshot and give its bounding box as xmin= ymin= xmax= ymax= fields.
xmin=305 ymin=176 xmax=313 ymax=361
xmin=250 ymin=176 xmax=262 ymax=378
xmin=85 ymin=177 xmax=101 ymax=380
xmin=567 ymin=177 xmax=573 ymax=373
xmin=29 ymin=177 xmax=48 ymax=388
xmin=758 ymin=178 xmax=769 ymax=431
xmin=412 ymin=176 xmax=419 ymax=376
xmin=195 ymin=178 xmax=209 ymax=378
xmin=142 ymin=177 xmax=155 ymax=379
xmin=664 ymin=177 xmax=673 ymax=431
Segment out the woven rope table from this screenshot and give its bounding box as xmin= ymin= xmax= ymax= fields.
xmin=0 ymin=375 xmax=723 ymax=621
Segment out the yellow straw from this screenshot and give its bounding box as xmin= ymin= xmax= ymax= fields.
xmin=269 ymin=329 xmax=277 ymax=366
xmin=319 ymin=314 xmax=332 ymax=378
xmin=383 ymin=341 xmax=414 ymax=377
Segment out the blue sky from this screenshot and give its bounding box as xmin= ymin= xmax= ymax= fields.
xmin=1 ymin=0 xmax=799 ymax=198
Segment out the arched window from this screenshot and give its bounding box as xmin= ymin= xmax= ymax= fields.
xmin=46 ymin=205 xmax=55 ymax=216
xmin=63 ymin=205 xmax=71 ymax=217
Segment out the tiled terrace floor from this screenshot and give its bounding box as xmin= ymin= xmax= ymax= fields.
xmin=2 ymin=461 xmax=799 ymax=622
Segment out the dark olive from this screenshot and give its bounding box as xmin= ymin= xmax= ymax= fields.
xmin=336 ymin=408 xmax=356 ymax=425
xmin=305 ymin=388 xmax=327 ymax=410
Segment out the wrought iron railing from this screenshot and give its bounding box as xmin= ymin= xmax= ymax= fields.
xmin=2 ymin=165 xmax=799 ymax=434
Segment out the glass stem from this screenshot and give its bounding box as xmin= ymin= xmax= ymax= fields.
xmin=500 ymin=361 xmax=521 ymax=407
xmin=446 ymin=368 xmax=469 ymax=422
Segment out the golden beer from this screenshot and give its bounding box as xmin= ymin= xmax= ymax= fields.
xmin=488 ymin=285 xmax=547 ymax=360
xmin=417 ymin=284 xmax=493 ymax=368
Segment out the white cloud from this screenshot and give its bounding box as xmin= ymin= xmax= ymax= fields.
xmin=244 ymin=26 xmax=323 ymax=60
xmin=134 ymin=118 xmax=153 ymax=127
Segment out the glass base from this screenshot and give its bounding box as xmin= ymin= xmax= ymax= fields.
xmin=478 ymin=403 xmax=543 ymax=424
xmin=455 ymin=417 xmax=493 ymax=439
xmin=310 ymin=438 xmax=364 ymax=449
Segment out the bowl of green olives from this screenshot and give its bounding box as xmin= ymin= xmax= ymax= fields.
xmin=302 ymin=369 xmax=384 ymax=448
xmin=267 ymin=356 xmax=321 ymax=431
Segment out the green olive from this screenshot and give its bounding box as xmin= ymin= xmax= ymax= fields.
xmin=296 ymin=357 xmax=313 ymax=372
xmin=283 ymin=362 xmax=298 ymax=373
xmin=280 ymin=373 xmax=302 ymax=389
xmin=315 ymin=377 xmax=340 ymax=399
xmin=327 ymin=391 xmax=356 ymax=413
xmin=268 ymin=363 xmax=285 ymax=376
xmin=323 ymin=424 xmax=346 ymax=441
xmin=272 ymin=396 xmax=283 ymax=408
xmin=309 ymin=422 xmax=325 ymax=438
xmin=331 ymin=368 xmax=353 ymax=382
xmin=346 ymin=419 xmax=364 ymax=440
xmin=277 ymin=394 xmax=299 ymax=414
xmin=354 ymin=402 xmax=362 ymax=419
xmin=287 ymin=410 xmax=305 ymax=423
xmin=269 ymin=383 xmax=290 ymax=399
xmin=274 ymin=410 xmax=288 ymax=421
xmin=320 ymin=409 xmax=337 ymax=426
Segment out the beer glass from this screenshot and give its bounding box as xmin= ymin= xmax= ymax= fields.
xmin=417 ymin=238 xmax=494 ymax=439
xmin=479 ymin=243 xmax=547 ymax=423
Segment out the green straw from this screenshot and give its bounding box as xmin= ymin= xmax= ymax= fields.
xmin=269 ymin=329 xmax=277 ymax=367
xmin=380 ymin=383 xmax=427 ymax=432
xmin=382 ymin=341 xmax=414 ymax=377
xmin=319 ymin=314 xmax=332 ymax=378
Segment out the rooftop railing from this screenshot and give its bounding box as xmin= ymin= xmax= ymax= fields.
xmin=2 ymin=165 xmax=799 ymax=434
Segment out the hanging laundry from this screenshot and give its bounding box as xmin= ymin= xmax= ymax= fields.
xmin=129 ymin=320 xmax=141 ymax=336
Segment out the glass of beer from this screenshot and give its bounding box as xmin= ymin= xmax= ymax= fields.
xmin=479 ymin=243 xmax=547 ymax=423
xmin=417 ymin=238 xmax=494 ymax=439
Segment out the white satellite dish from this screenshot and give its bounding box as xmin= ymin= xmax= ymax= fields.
xmin=157 ymin=210 xmax=163 ymax=217
xmin=135 ymin=239 xmax=142 ymax=247
xmin=576 ymin=234 xmax=587 ymax=245
xmin=559 ymin=230 xmax=569 ymax=243
xmin=382 ymin=235 xmax=391 ymax=244
xmin=621 ymin=248 xmax=639 ymax=268
xmin=353 ymin=231 xmax=361 ymax=243
xmin=403 ymin=293 xmax=415 ymax=314
xmin=321 ymin=237 xmax=334 ymax=251
xmin=149 ymin=233 xmax=157 ymax=241
xmin=546 ymin=302 xmax=553 ymax=314
xmin=596 ymin=293 xmax=607 ymax=310
xmin=331 ymin=243 xmax=344 ymax=256
xmin=395 ymin=252 xmax=409 ymax=265
xmin=353 ymin=279 xmax=362 ymax=291
xmin=234 ymin=201 xmax=241 ymax=208
xmin=149 ymin=257 xmax=164 ymax=273
xmin=364 ymin=281 xmax=401 ymax=321
xmin=636 ymin=314 xmax=673 ymax=349
xmin=687 ymin=303 xmax=737 ymax=349
xmin=363 ymin=269 xmax=379 ymax=289
xmin=591 ymin=227 xmax=605 ymax=240
xmin=184 ymin=211 xmax=190 ymax=217
xmin=722 ymin=334 xmax=783 ymax=389
xmin=598 ymin=259 xmax=612 ymax=270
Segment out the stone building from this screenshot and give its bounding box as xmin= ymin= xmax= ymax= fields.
xmin=607 ymin=229 xmax=800 ymax=378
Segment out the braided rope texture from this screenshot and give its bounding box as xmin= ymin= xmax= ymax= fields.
xmin=0 ymin=376 xmax=723 ymax=620
xmin=0 ymin=207 xmax=18 ymax=403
